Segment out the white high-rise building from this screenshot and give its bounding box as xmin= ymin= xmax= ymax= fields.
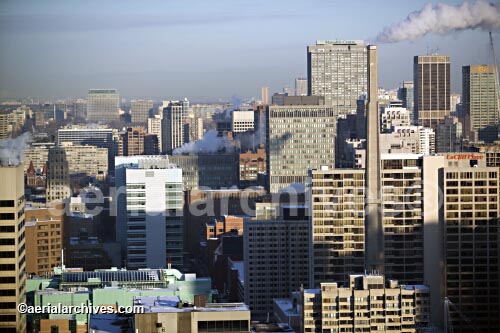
xmin=115 ymin=156 xmax=183 ymax=269
xmin=231 ymin=110 xmax=254 ymax=133
xmin=295 ymin=77 xmax=307 ymax=96
xmin=87 ymin=89 xmax=120 ymax=123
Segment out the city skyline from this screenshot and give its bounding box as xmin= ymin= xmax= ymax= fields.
xmin=0 ymin=0 xmax=499 ymax=100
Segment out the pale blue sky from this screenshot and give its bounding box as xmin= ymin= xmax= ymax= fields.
xmin=0 ymin=0 xmax=498 ymax=101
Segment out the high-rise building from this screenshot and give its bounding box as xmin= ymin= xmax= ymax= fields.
xmin=25 ymin=207 xmax=63 ymax=276
xmin=261 ymin=86 xmax=269 ymax=105
xmin=161 ymin=99 xmax=189 ymax=154
xmin=307 ymin=40 xmax=368 ymax=114
xmin=423 ymin=153 xmax=500 ymax=331
xmin=148 ymin=116 xmax=163 ymax=152
xmin=72 ymin=99 xmax=87 ymax=120
xmin=301 ymin=274 xmax=430 ymax=333
xmin=115 ymin=156 xmax=184 ymax=269
xmin=398 ymin=81 xmax=415 ymax=121
xmin=231 ymin=110 xmax=254 ymax=133
xmin=462 ymin=64 xmax=499 ymax=143
xmin=119 ymin=127 xmax=147 ymax=156
xmin=435 ymin=116 xmax=463 ymax=153
xmin=308 ymin=167 xmax=366 ymax=286
xmin=295 ymin=77 xmax=307 ymax=96
xmin=266 ymin=105 xmax=337 ymax=193
xmin=58 ymin=125 xmax=118 ymax=172
xmin=380 ymin=104 xmax=411 ymax=132
xmin=86 ymin=89 xmax=120 ymax=123
xmin=379 ymin=126 xmax=435 ymax=155
xmin=130 ymin=99 xmax=154 ymax=123
xmin=0 ymin=163 xmax=27 ymax=332
xmin=45 ymin=146 xmax=71 ymax=205
xmin=414 ymin=55 xmax=451 ymax=128
xmin=244 ymin=206 xmax=309 ymax=320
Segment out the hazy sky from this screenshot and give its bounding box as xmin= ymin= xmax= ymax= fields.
xmin=0 ymin=0 xmax=499 ymax=101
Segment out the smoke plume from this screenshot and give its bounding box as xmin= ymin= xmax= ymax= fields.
xmin=173 ymin=130 xmax=234 ymax=155
xmin=376 ymin=0 xmax=500 ymax=43
xmin=0 ymin=132 xmax=33 ymax=166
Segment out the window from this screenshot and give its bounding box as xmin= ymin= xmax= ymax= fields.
xmin=0 ymin=201 xmax=14 ymax=208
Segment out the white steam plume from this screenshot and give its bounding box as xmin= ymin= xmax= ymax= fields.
xmin=376 ymin=0 xmax=500 ymax=43
xmin=173 ymin=130 xmax=234 ymax=155
xmin=0 ymin=132 xmax=33 ymax=166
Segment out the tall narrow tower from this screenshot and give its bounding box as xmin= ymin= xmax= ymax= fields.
xmin=0 ymin=163 xmax=27 ymax=332
xmin=364 ymin=45 xmax=383 ymax=274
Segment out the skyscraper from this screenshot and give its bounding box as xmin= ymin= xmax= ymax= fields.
xmin=414 ymin=55 xmax=450 ymax=128
xmin=161 ymin=99 xmax=189 ymax=154
xmin=462 ymin=64 xmax=499 ymax=143
xmin=115 ymin=156 xmax=184 ymax=269
xmin=87 ymin=89 xmax=120 ymax=123
xmin=266 ymin=104 xmax=337 ymax=193
xmin=261 ymin=86 xmax=269 ymax=105
xmin=0 ymin=163 xmax=26 ymax=332
xmin=397 ymin=81 xmax=414 ymax=122
xmin=131 ymin=99 xmax=154 ymax=124
xmin=295 ymin=77 xmax=307 ymax=96
xmin=307 ymin=40 xmax=368 ymax=114
xmin=45 ymin=146 xmax=71 ymax=205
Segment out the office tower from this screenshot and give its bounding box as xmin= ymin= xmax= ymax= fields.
xmin=308 ymin=168 xmax=366 ymax=286
xmin=307 ymin=40 xmax=368 ymax=114
xmin=119 ymin=127 xmax=147 ymax=156
xmin=266 ymin=105 xmax=337 ymax=193
xmin=115 ymin=156 xmax=184 ymax=269
xmin=58 ymin=125 xmax=118 ymax=172
xmin=186 ymin=114 xmax=204 ymax=143
xmin=25 ymin=207 xmax=63 ymax=276
xmin=435 ymin=116 xmax=463 ymax=153
xmin=414 ymin=55 xmax=450 ymax=128
xmin=301 ymin=274 xmax=430 ymax=333
xmin=0 ymin=163 xmax=26 ymax=332
xmin=130 ymin=99 xmax=154 ymax=123
xmin=40 ymin=103 xmax=55 ymax=120
xmin=364 ymin=45 xmax=383 ymax=274
xmin=462 ymin=64 xmax=499 ymax=143
xmin=46 ymin=146 xmax=71 ymax=205
xmin=398 ymin=81 xmax=415 ymax=122
xmin=244 ymin=206 xmax=310 ymax=320
xmin=161 ymin=99 xmax=189 ymax=154
xmin=86 ymin=89 xmax=120 ymax=123
xmin=144 ymin=134 xmax=159 ymax=155
xmin=423 ymin=153 xmax=500 ymax=332
xmin=295 ymin=77 xmax=307 ymax=96
xmin=148 ymin=117 xmax=163 ymax=152
xmin=261 ymin=86 xmax=269 ymax=105
xmin=450 ymin=93 xmax=461 ymax=113
xmin=380 ymin=101 xmax=411 ymax=132
xmin=72 ymin=99 xmax=87 ymax=120
xmin=231 ymin=110 xmax=254 ymax=133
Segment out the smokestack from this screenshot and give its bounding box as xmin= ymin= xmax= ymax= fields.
xmin=376 ymin=0 xmax=500 ymax=43
xmin=365 ymin=45 xmax=384 ymax=274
